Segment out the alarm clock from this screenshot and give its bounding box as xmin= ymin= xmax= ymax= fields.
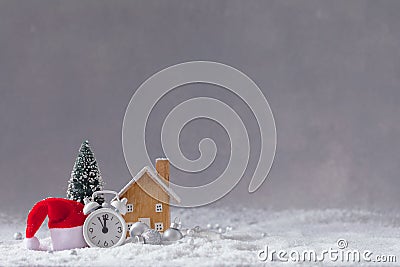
xmin=82 ymin=190 xmax=128 ymax=248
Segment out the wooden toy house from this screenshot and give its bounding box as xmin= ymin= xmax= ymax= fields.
xmin=117 ymin=159 xmax=180 ymax=233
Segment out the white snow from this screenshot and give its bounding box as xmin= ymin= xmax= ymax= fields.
xmin=0 ymin=208 xmax=399 ymax=266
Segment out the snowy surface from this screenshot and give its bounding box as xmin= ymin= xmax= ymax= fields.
xmin=0 ymin=207 xmax=399 ymax=266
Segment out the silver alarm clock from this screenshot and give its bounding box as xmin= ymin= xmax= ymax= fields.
xmin=82 ymin=190 xmax=128 ymax=248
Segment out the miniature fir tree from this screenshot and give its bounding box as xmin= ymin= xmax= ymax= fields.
xmin=67 ymin=140 xmax=104 ymax=204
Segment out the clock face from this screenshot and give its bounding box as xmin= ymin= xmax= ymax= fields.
xmin=83 ymin=209 xmax=126 ymax=248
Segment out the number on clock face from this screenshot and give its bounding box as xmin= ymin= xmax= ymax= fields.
xmin=86 ymin=211 xmax=124 ymax=248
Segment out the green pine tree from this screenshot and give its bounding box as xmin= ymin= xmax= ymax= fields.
xmin=67 ymin=140 xmax=104 ymax=204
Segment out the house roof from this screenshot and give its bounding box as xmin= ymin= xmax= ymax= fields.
xmin=117 ymin=166 xmax=181 ymax=203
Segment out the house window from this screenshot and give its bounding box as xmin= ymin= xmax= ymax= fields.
xmin=127 ymin=204 xmax=133 ymax=213
xmin=127 ymin=222 xmax=134 ymax=231
xmin=155 ymin=222 xmax=163 ymax=231
xmin=155 ymin=203 xmax=163 ymax=212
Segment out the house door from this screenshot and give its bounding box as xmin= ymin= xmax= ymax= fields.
xmin=138 ymin=218 xmax=151 ymax=227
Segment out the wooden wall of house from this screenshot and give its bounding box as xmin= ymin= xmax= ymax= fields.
xmin=121 ymin=172 xmax=170 ymax=233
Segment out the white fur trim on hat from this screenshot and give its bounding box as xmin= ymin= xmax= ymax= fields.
xmin=50 ymin=225 xmax=87 ymax=251
xmin=24 ymin=236 xmax=40 ymax=250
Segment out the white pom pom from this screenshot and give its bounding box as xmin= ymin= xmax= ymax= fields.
xmin=24 ymin=236 xmax=40 ymax=250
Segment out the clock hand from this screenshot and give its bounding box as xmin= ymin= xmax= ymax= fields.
xmin=97 ymin=217 xmax=104 ymax=228
xmin=102 ymin=214 xmax=109 ymax=234
xmin=103 ymin=214 xmax=109 ymax=227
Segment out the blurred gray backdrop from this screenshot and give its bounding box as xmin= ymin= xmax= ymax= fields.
xmin=1 ymin=0 xmax=400 ymax=213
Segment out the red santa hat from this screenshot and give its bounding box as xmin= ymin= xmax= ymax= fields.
xmin=24 ymin=198 xmax=88 ymax=251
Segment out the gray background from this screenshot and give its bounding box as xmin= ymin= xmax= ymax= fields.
xmin=1 ymin=0 xmax=399 ymax=213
